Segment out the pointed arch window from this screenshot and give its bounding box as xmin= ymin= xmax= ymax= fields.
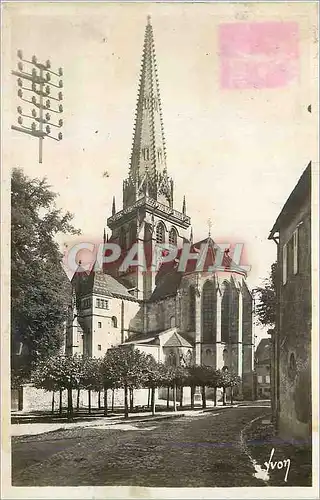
xmin=188 ymin=286 xmax=196 ymax=332
xmin=201 ymin=280 xmax=216 ymax=342
xmin=157 ymin=148 xmax=163 ymax=163
xmin=156 ymin=222 xmax=165 ymax=244
xmin=221 ymin=281 xmax=231 ymax=343
xmin=169 ymin=227 xmax=177 ymax=246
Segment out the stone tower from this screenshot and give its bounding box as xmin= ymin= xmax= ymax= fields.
xmin=106 ymin=17 xmax=191 ymax=300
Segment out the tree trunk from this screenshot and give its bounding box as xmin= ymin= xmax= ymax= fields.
xmin=173 ymin=383 xmax=177 ymax=412
xmin=191 ymin=385 xmax=195 ymax=409
xmin=98 ymin=391 xmax=101 ymax=410
xmin=180 ymin=386 xmax=184 ymax=408
xmin=147 ymin=387 xmax=151 ymax=408
xmin=151 ymin=386 xmax=156 ymax=416
xmin=88 ymin=389 xmax=91 ymax=414
xmin=129 ymin=388 xmax=134 ymax=412
xmin=59 ymin=389 xmax=63 ymax=415
xmin=104 ymin=388 xmax=108 ymax=416
xmin=51 ymin=392 xmax=55 ymax=415
xmin=124 ymin=385 xmax=129 ymax=419
xmin=201 ymin=385 xmax=206 ymax=409
xmin=213 ymin=387 xmax=217 ymax=407
xmin=230 ymin=386 xmax=234 ymax=405
xmin=76 ymin=389 xmax=80 ymax=412
xmin=111 ymin=389 xmax=115 ymax=412
xmin=67 ymin=387 xmax=73 ymax=419
xmin=222 ymin=387 xmax=226 ymax=406
xmin=166 ymin=387 xmax=170 ymax=410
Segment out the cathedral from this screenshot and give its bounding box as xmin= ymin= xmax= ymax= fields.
xmin=67 ymin=17 xmax=254 ymax=398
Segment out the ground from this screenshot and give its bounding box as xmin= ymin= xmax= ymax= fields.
xmin=12 ymin=402 xmax=312 ymax=488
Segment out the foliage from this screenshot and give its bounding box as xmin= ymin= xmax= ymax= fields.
xmin=102 ymin=345 xmax=149 ymax=390
xmin=253 ymin=262 xmax=277 ymax=328
xmin=32 ymin=354 xmax=84 ymax=392
xmin=11 ymin=168 xmax=80 ymax=376
xmin=81 ymin=357 xmax=103 ymax=392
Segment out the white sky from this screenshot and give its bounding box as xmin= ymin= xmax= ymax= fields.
xmin=3 ymin=2 xmax=318 ymax=343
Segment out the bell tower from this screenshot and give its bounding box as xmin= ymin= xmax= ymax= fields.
xmin=106 ymin=16 xmax=191 ymax=299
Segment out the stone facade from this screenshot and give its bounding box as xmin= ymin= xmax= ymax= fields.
xmin=254 ymin=338 xmax=271 ymax=400
xmin=269 ymin=163 xmax=311 ymax=441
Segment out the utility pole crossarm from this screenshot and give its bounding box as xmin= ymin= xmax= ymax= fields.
xmin=11 ymin=50 xmax=64 ymax=164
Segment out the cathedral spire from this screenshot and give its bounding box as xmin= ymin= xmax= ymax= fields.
xmin=123 ymin=16 xmax=172 ymax=208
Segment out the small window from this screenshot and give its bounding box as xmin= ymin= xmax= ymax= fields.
xmin=257 ymin=375 xmax=263 ymax=383
xmin=293 ymin=228 xmax=298 ymax=274
xmin=111 ymin=316 xmax=118 ymax=328
xmin=98 ymin=344 xmax=102 ymax=351
xmin=157 ymin=149 xmax=162 ymax=163
xmin=282 ymin=243 xmax=287 ymax=285
xmin=205 ymin=349 xmax=211 ymax=356
xmin=265 ymin=375 xmax=270 ymax=384
xmin=96 ymin=299 xmax=101 ymax=308
xmin=98 ymin=322 xmax=102 ymax=328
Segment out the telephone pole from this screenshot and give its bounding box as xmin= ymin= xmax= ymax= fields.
xmin=11 ymin=50 xmax=64 ymax=163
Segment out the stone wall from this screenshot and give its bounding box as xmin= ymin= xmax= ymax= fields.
xmin=277 ymin=199 xmax=311 ymax=441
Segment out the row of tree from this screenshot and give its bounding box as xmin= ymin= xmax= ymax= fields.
xmin=31 ymin=345 xmax=241 ymax=419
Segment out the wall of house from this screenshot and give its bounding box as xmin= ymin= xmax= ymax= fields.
xmin=256 ymin=364 xmax=271 ymax=399
xmin=278 ymin=196 xmax=311 ymax=441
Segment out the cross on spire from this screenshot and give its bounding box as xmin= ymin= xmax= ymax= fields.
xmin=207 ymin=218 xmax=213 ymax=237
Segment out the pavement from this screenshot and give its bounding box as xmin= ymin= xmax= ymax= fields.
xmin=12 ymin=404 xmax=272 ymax=487
xmin=11 ymin=402 xmax=241 ymax=437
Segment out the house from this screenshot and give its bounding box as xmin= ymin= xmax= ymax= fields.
xmin=268 ymin=162 xmax=311 ymax=441
xmin=254 ymin=338 xmax=271 ymax=399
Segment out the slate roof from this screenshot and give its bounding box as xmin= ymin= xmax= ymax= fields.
xmin=149 ymin=236 xmax=245 ymax=302
xmin=163 ymin=331 xmax=193 ymax=348
xmin=72 ymin=267 xmax=138 ymax=301
xmin=123 ymin=328 xmax=193 ymax=348
xmin=269 ymin=162 xmax=311 ymax=237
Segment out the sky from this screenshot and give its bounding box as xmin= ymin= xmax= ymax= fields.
xmin=3 ymin=2 xmax=318 ymax=342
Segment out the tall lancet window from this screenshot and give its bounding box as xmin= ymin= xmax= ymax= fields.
xmin=188 ymin=286 xmax=196 ymax=332
xmin=169 ymin=227 xmax=177 ymax=246
xmin=156 ymin=222 xmax=165 ymax=243
xmin=221 ymin=281 xmax=231 ymax=343
xmin=202 ymin=280 xmax=216 ymax=342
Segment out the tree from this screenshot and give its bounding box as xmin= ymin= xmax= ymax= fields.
xmin=143 ymin=357 xmax=163 ymax=416
xmin=80 ymin=357 xmax=103 ymax=414
xmin=32 ymin=354 xmax=83 ymax=418
xmin=188 ymin=365 xmax=211 ymax=409
xmin=103 ymin=346 xmax=149 ymax=419
xmin=253 ymin=262 xmax=278 ymax=328
xmin=218 ymin=369 xmax=241 ymax=405
xmin=11 ymin=168 xmax=80 ymax=378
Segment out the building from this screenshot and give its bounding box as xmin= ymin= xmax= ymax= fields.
xmin=254 ymin=338 xmax=271 ymax=399
xmin=268 ymin=162 xmax=311 ymax=441
xmin=67 ymin=17 xmax=254 ymax=399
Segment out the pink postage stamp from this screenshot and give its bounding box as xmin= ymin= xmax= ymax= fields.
xmin=219 ymin=21 xmax=299 ymax=89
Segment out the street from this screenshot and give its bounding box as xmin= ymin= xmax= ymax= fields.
xmin=12 ymin=405 xmax=271 ymax=487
